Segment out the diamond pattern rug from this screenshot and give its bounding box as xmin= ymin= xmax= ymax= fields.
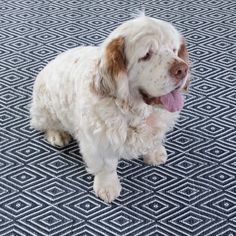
xmin=1 ymin=0 xmax=236 ymax=235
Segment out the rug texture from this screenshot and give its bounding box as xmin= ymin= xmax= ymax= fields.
xmin=1 ymin=0 xmax=236 ymax=235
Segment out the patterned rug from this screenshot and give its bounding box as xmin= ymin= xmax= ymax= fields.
xmin=1 ymin=0 xmax=236 ymax=235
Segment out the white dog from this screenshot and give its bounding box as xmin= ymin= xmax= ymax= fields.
xmin=31 ymin=15 xmax=190 ymax=202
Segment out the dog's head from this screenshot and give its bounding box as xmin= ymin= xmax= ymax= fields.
xmin=93 ymin=16 xmax=190 ymax=112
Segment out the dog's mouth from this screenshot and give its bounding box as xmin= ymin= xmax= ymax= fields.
xmin=140 ymin=79 xmax=191 ymax=112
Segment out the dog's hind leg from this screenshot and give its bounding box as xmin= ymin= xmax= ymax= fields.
xmin=30 ymin=78 xmax=72 ymax=147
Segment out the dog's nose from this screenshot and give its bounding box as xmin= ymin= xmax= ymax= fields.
xmin=169 ymin=60 xmax=188 ymax=81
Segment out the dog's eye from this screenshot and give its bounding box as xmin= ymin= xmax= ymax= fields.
xmin=139 ymin=51 xmax=152 ymax=62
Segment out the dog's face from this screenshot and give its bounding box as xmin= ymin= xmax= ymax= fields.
xmin=94 ymin=16 xmax=190 ymax=112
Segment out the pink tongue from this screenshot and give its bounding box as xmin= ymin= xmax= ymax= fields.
xmin=159 ymin=90 xmax=184 ymax=112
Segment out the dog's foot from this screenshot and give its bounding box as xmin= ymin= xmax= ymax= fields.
xmin=93 ymin=172 xmax=121 ymax=203
xmin=46 ymin=130 xmax=72 ymax=147
xmin=143 ymin=145 xmax=167 ymax=166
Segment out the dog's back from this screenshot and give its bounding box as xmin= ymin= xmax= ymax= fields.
xmin=30 ymin=46 xmax=98 ymax=133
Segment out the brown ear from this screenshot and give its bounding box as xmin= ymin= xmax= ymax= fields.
xmin=178 ymin=38 xmax=189 ymax=64
xmin=178 ymin=37 xmax=191 ymax=93
xmin=105 ymin=37 xmax=127 ymax=79
xmin=93 ymin=37 xmax=127 ymax=97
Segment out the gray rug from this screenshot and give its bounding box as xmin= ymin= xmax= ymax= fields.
xmin=1 ymin=0 xmax=236 ymax=235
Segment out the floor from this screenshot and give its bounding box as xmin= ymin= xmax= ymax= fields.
xmin=0 ymin=0 xmax=236 ymax=235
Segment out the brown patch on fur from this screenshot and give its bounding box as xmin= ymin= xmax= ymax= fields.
xmin=178 ymin=37 xmax=191 ymax=93
xmin=128 ymin=125 xmax=138 ymax=133
xmin=90 ymin=59 xmax=115 ymax=97
xmin=91 ymin=38 xmax=127 ymax=97
xmin=105 ymin=37 xmax=127 ymax=79
xmin=178 ymin=38 xmax=189 ymax=64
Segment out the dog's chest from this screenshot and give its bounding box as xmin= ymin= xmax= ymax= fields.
xmin=121 ymin=111 xmax=163 ymax=158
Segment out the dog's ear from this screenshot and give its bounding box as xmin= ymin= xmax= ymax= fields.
xmin=93 ymin=37 xmax=129 ymax=100
xmin=178 ymin=37 xmax=189 ymax=64
xmin=103 ymin=37 xmax=127 ymax=81
xmin=178 ymin=37 xmax=191 ymax=92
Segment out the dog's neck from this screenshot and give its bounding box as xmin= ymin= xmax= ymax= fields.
xmin=114 ymin=92 xmax=154 ymax=118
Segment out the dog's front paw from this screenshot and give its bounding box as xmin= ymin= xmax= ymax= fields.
xmin=93 ymin=172 xmax=121 ymax=203
xmin=46 ymin=130 xmax=72 ymax=147
xmin=143 ymin=145 xmax=167 ymax=166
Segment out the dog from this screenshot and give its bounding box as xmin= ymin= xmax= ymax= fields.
xmin=30 ymin=15 xmax=190 ymax=202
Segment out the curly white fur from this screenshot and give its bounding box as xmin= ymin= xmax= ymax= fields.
xmin=31 ymin=16 xmax=189 ymax=202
